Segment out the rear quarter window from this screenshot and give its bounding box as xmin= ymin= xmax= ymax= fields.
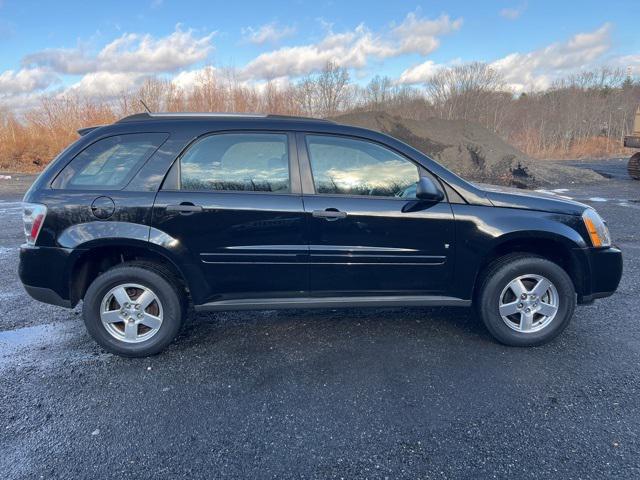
xmin=51 ymin=133 xmax=168 ymax=190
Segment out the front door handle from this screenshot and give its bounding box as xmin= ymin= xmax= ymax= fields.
xmin=312 ymin=209 xmax=347 ymax=221
xmin=166 ymin=203 xmax=203 ymax=214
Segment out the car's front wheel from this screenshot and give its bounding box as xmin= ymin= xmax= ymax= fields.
xmin=477 ymin=254 xmax=576 ymax=346
xmin=83 ymin=262 xmax=185 ymax=357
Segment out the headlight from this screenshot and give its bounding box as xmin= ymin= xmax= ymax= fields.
xmin=582 ymin=208 xmax=611 ymax=248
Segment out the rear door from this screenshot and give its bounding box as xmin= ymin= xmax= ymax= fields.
xmin=151 ymin=131 xmax=308 ymax=304
xmin=298 ymin=133 xmax=455 ymax=296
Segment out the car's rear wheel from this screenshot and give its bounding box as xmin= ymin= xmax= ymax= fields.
xmin=477 ymin=254 xmax=576 ymax=346
xmin=83 ymin=262 xmax=184 ymax=357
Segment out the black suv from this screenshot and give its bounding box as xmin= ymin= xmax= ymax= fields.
xmin=19 ymin=113 xmax=622 ymax=356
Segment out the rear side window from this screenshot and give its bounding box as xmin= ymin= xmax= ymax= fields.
xmin=179 ymin=133 xmax=290 ymax=193
xmin=52 ymin=133 xmax=168 ymax=190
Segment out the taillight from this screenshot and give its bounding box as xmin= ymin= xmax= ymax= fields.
xmin=23 ymin=203 xmax=47 ymax=246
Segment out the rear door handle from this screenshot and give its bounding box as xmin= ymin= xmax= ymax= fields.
xmin=312 ymin=209 xmax=347 ymax=221
xmin=166 ymin=203 xmax=203 ymax=214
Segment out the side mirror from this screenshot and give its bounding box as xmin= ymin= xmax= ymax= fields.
xmin=416 ymin=176 xmax=444 ymax=202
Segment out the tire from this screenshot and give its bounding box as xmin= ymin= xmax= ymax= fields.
xmin=629 ymin=153 xmax=640 ymax=181
xmin=477 ymin=253 xmax=576 ymax=347
xmin=83 ymin=262 xmax=185 ymax=357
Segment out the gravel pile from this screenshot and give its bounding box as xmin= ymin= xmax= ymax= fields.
xmin=333 ymin=111 xmax=604 ymax=187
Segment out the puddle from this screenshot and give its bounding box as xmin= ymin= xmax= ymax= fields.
xmin=0 ymin=321 xmax=111 ymax=370
xmin=0 ymin=322 xmax=80 ymax=370
xmin=0 ymin=323 xmax=73 ymax=351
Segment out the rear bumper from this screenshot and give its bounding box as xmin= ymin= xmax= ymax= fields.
xmin=19 ymin=245 xmax=74 ymax=308
xmin=576 ymin=246 xmax=622 ymax=304
xmin=22 ymin=284 xmax=71 ymax=308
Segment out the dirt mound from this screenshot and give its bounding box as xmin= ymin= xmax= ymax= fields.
xmin=332 ymin=112 xmax=604 ymax=188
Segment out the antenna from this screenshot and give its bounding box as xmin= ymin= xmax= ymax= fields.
xmin=140 ymin=99 xmax=152 ymax=114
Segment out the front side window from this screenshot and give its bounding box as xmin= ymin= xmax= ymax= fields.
xmin=180 ymin=133 xmax=290 ymax=193
xmin=305 ymin=135 xmax=419 ymax=198
xmin=52 ymin=133 xmax=168 ymax=190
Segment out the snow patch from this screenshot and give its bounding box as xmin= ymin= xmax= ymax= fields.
xmin=0 ymin=201 xmax=23 ymax=215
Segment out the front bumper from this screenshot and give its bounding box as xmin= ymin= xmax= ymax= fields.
xmin=19 ymin=245 xmax=74 ymax=308
xmin=577 ymin=246 xmax=623 ymax=304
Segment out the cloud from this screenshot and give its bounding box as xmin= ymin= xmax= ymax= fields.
xmin=500 ymin=3 xmax=527 ymax=20
xmin=0 ymin=67 xmax=58 ymax=96
xmin=5 ymin=27 xmax=214 ymax=104
xmin=0 ymin=91 xmax=48 ymax=112
xmin=491 ymin=23 xmax=612 ymax=91
xmin=240 ymin=27 xmax=389 ymax=80
xmin=2 ymin=12 xmax=461 ymax=106
xmin=397 ymin=24 xmax=614 ymax=88
xmin=67 ymin=71 xmax=147 ymax=97
xmin=613 ymin=54 xmax=640 ymax=76
xmin=240 ymin=13 xmax=462 ymax=80
xmin=242 ymin=22 xmax=296 ymax=45
xmin=171 ymin=66 xmax=217 ymax=90
xmin=5 ymin=11 xmax=620 ymax=109
xmin=398 ymin=60 xmax=442 ymax=85
xmin=23 ymin=26 xmax=215 ymax=75
xmin=391 ymin=13 xmax=463 ymax=55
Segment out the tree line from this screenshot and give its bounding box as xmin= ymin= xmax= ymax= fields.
xmin=1 ymin=61 xmax=639 ymax=171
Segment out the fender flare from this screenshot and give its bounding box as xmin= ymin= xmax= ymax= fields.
xmin=60 ymin=221 xmax=210 ymax=305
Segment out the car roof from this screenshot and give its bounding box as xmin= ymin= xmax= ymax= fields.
xmin=116 ymin=112 xmax=335 ymax=126
xmin=53 ymin=111 xmax=483 ymax=204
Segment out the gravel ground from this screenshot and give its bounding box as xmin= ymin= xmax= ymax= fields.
xmin=0 ymin=162 xmax=639 ymax=479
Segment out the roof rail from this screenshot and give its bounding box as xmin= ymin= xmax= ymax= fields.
xmin=116 ymin=112 xmax=333 ymax=123
xmin=266 ymin=114 xmax=333 ymax=123
xmin=117 ymin=112 xmax=268 ymax=123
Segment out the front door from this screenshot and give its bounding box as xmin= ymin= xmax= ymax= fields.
xmin=152 ymin=132 xmax=308 ymax=303
xmin=299 ymin=133 xmax=454 ymax=296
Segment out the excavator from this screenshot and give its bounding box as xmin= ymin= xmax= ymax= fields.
xmin=624 ymin=108 xmax=640 ymax=180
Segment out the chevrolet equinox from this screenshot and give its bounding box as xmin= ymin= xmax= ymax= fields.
xmin=19 ymin=113 xmax=623 ymax=356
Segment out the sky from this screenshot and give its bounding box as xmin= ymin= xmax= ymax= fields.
xmin=0 ymin=0 xmax=639 ymax=110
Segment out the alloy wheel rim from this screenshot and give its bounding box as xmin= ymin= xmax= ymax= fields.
xmin=100 ymin=283 xmax=163 ymax=343
xmin=498 ymin=274 xmax=559 ymax=333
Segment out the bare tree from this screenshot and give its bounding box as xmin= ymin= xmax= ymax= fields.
xmin=315 ymin=61 xmax=351 ymax=116
xmin=363 ymin=75 xmax=393 ymax=106
xmin=2 ymin=62 xmax=640 ymax=172
xmin=425 ymin=62 xmax=511 ymax=131
xmin=294 ymin=75 xmax=318 ymax=116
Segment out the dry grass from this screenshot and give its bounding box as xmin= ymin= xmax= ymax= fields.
xmin=517 ymin=135 xmax=631 ymax=160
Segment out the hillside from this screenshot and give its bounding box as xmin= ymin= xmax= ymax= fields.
xmin=333 ymin=112 xmax=604 ymax=188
